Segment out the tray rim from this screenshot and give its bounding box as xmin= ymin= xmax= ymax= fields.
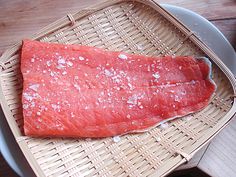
xmin=0 ymin=0 xmax=236 ymax=177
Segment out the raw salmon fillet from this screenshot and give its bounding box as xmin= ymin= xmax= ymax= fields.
xmin=21 ymin=40 xmax=216 ymax=137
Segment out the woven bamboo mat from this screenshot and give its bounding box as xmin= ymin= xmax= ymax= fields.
xmin=0 ymin=0 xmax=236 ymax=176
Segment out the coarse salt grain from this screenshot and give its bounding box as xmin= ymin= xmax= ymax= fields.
xmin=29 ymin=84 xmax=40 ymax=91
xmin=79 ymin=56 xmax=84 ymax=61
xmin=50 ymin=72 xmax=54 ymax=77
xmin=23 ymin=93 xmax=33 ymax=102
xmin=104 ymin=69 xmax=113 ymax=77
xmin=74 ymin=84 xmax=80 ymax=91
xmin=160 ymin=123 xmax=169 ymax=129
xmin=136 ymin=44 xmax=143 ymax=50
xmin=118 ymin=54 xmax=128 ymax=60
xmin=67 ymin=61 xmax=73 ymax=67
xmin=127 ymin=94 xmax=138 ymax=105
xmin=113 ymin=136 xmax=121 ymax=143
xmin=156 ymin=137 xmax=161 ymax=142
xmin=38 ymin=118 xmax=42 ymax=122
xmin=153 ymin=72 xmax=160 ymax=79
xmin=46 ymin=61 xmax=51 ymax=66
xmin=58 ymin=58 xmax=66 ymax=64
xmin=71 ymin=112 xmax=75 ymax=118
xmin=128 ymin=83 xmax=134 ymax=90
xmin=174 ymin=95 xmax=180 ymax=102
xmin=62 ymin=71 xmax=67 ymax=75
xmin=23 ymin=104 xmax=29 ymax=109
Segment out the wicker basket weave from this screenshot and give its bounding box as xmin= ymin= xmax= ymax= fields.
xmin=0 ymin=0 xmax=236 ymax=176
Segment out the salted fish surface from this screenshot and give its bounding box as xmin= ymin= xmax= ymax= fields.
xmin=21 ymin=40 xmax=216 ymax=137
